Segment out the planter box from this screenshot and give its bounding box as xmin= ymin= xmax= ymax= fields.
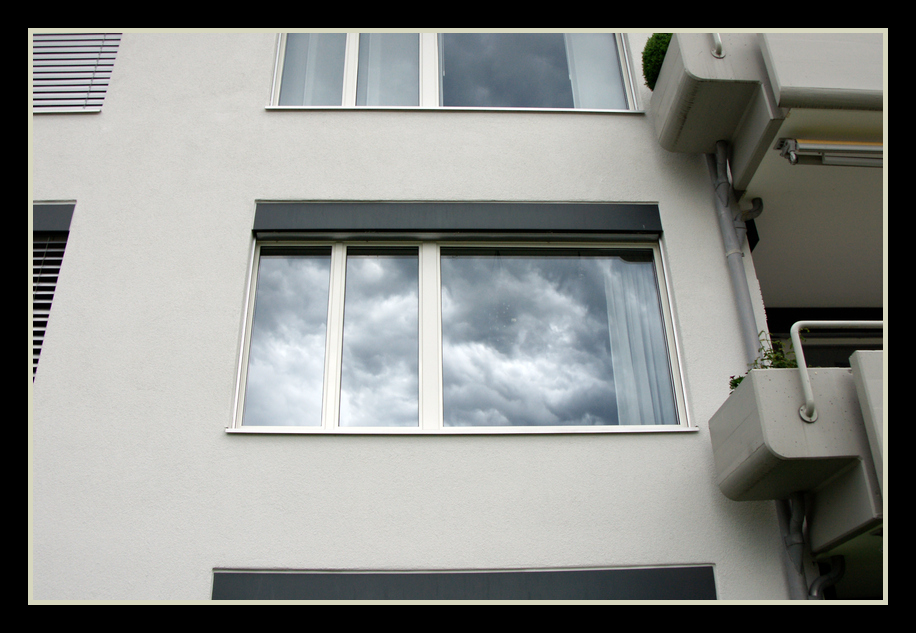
xmin=650 ymin=33 xmax=762 ymax=155
xmin=648 ymin=33 xmax=786 ymax=192
xmin=708 ymin=367 xmax=873 ymax=502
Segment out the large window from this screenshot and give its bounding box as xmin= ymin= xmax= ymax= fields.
xmin=271 ymin=33 xmax=637 ymax=110
xmin=234 ymin=237 xmax=683 ymax=433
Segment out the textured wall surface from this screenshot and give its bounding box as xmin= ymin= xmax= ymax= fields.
xmin=31 ymin=32 xmax=788 ymax=600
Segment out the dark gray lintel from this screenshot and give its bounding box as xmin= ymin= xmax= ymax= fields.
xmin=213 ymin=566 xmax=716 ymax=600
xmin=253 ymin=202 xmax=662 ymax=235
xmin=33 ymin=203 xmax=75 ymax=232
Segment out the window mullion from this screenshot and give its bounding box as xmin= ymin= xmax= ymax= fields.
xmin=270 ymin=34 xmax=286 ymax=106
xmin=233 ymin=241 xmax=260 ymax=426
xmin=419 ymin=33 xmax=440 ymax=108
xmin=617 ymin=34 xmax=638 ymax=110
xmin=418 ymin=242 xmax=442 ymax=430
xmin=322 ymin=243 xmax=348 ymax=429
xmin=342 ymin=33 xmax=360 ymax=106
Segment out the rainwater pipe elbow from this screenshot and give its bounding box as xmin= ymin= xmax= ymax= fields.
xmin=808 ymin=556 xmax=845 ymax=599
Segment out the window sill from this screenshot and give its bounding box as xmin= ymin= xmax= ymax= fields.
xmin=225 ymin=425 xmax=698 ymax=435
xmin=264 ymin=105 xmax=645 ymax=115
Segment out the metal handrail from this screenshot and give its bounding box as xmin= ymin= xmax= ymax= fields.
xmin=712 ymin=33 xmax=724 ymax=58
xmin=790 ymin=320 xmax=884 ymax=422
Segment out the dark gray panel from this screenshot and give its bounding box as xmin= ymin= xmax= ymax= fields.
xmin=212 ymin=566 xmax=716 ymax=600
xmin=33 ymin=203 xmax=75 ymax=232
xmin=253 ymin=202 xmax=662 ymax=235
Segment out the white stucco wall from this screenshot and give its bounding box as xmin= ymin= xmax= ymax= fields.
xmin=31 ymin=32 xmax=789 ymax=600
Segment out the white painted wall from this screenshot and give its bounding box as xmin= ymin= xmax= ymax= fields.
xmin=31 ymin=33 xmax=789 ymax=600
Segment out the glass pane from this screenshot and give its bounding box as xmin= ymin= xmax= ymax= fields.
xmin=439 ymin=33 xmax=627 ymax=110
xmin=279 ymin=33 xmax=346 ymax=106
xmin=356 ymin=34 xmax=420 ymax=106
xmin=243 ymin=250 xmax=331 ymax=426
xmin=439 ymin=33 xmax=574 ymax=108
xmin=339 ymin=249 xmax=419 ymax=426
xmin=565 ymin=34 xmax=628 ymax=109
xmin=440 ymin=249 xmax=677 ymax=426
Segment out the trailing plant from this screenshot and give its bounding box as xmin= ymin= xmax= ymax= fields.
xmin=642 ymin=33 xmax=672 ymax=91
xmin=729 ymin=331 xmax=804 ymax=392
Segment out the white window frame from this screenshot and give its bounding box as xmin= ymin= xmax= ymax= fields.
xmin=230 ymin=239 xmax=690 ymax=434
xmin=269 ymin=33 xmax=640 ymax=112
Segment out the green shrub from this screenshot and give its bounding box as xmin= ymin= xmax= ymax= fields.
xmin=642 ymin=33 xmax=672 ymax=91
xmin=729 ymin=331 xmax=804 ymax=392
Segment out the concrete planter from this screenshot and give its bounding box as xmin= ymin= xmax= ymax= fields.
xmin=708 ymin=367 xmax=869 ymax=502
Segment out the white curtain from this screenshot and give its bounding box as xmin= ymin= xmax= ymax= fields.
xmin=279 ymin=33 xmax=346 ymax=106
xmin=603 ymin=258 xmax=677 ymax=425
xmin=356 ymin=34 xmax=419 ymax=106
xmin=564 ymin=34 xmax=628 ymax=110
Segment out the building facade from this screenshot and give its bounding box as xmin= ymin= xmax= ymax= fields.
xmin=31 ymin=31 xmax=885 ymax=601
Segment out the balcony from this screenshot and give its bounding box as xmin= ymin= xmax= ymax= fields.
xmin=708 ymin=327 xmax=883 ymax=596
xmin=653 ymin=33 xmax=886 ymax=599
xmin=649 ymin=33 xmax=883 ymax=314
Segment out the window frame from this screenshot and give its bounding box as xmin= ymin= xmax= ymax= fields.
xmin=268 ymin=33 xmax=641 ymax=112
xmin=231 ymin=237 xmax=690 ymax=434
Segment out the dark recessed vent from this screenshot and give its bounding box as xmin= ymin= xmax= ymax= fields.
xmin=33 ymin=233 xmax=68 ymax=379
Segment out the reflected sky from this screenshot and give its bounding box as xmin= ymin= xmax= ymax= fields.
xmin=243 ymin=246 xmax=675 ymax=428
xmin=439 ymin=33 xmax=574 ymax=108
xmin=440 ymin=249 xmax=675 ymax=426
xmin=243 ymin=251 xmax=331 ymax=426
xmin=339 ymin=251 xmax=419 ymax=426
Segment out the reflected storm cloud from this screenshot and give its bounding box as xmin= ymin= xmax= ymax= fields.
xmin=244 ymin=253 xmax=331 ymax=426
xmin=241 ymin=245 xmax=676 ymax=429
xmin=440 ymin=33 xmax=574 ymax=109
xmin=441 ymin=251 xmax=618 ymax=426
xmin=339 ymin=252 xmax=419 ymax=427
xmin=441 ymin=249 xmax=676 ymax=427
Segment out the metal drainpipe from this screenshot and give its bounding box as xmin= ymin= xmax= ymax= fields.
xmin=706 ymin=140 xmax=810 ymax=600
xmin=706 ymin=141 xmax=761 ymax=364
xmin=808 ymin=556 xmax=845 ymax=599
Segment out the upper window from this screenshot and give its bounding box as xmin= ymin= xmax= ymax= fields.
xmin=32 ymin=33 xmax=121 ymax=113
xmin=271 ymin=33 xmax=637 ymax=110
xmin=234 ymin=225 xmax=683 ymax=433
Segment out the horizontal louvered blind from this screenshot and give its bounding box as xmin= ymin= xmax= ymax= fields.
xmin=33 ymin=233 xmax=68 ymax=378
xmin=32 ymin=33 xmax=121 ymax=113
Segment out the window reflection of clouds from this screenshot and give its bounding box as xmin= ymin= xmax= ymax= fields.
xmin=243 ymin=254 xmax=331 ymax=426
xmin=441 ymin=250 xmax=677 ymax=427
xmin=240 ymin=245 xmax=675 ymax=429
xmin=441 ymin=253 xmax=619 ymax=426
xmin=339 ymin=253 xmax=419 ymax=427
xmin=440 ymin=34 xmax=575 ymax=108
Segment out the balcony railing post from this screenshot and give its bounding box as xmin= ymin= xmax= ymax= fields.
xmin=790 ymin=320 xmax=884 ymax=422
